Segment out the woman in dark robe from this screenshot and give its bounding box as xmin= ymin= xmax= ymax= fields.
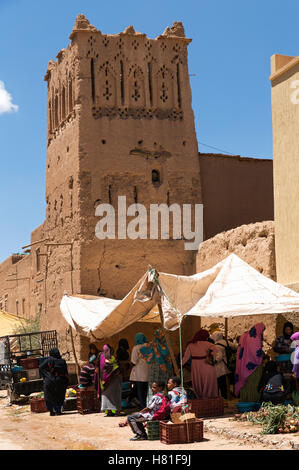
xmin=274 ymin=322 xmax=294 ymax=376
xmin=39 ymin=348 xmax=69 ymax=416
xmin=116 ymin=338 xmax=131 ymax=382
xmin=258 ymin=361 xmax=289 ymax=404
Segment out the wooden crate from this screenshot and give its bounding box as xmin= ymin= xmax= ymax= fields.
xmin=30 ymin=397 xmax=48 ymax=413
xmin=77 ymin=389 xmax=100 ymax=415
xmin=12 ymin=370 xmax=27 ymax=382
xmin=160 ymin=419 xmax=203 ymax=445
xmin=26 ymin=368 xmax=40 ymax=380
xmin=63 ymin=397 xmax=77 ymax=411
xmin=188 ymin=397 xmax=224 ymax=418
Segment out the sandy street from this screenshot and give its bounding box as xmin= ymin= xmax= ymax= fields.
xmin=0 ymin=391 xmax=289 ymax=451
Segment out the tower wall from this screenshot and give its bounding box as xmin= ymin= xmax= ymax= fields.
xmin=69 ymin=18 xmax=202 ymax=298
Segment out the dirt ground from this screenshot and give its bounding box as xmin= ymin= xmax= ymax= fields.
xmin=0 ymin=391 xmax=295 ymax=451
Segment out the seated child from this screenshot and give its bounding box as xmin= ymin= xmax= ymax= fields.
xmin=258 ymin=361 xmax=289 ymax=405
xmin=128 ymin=381 xmax=169 ymax=441
xmin=167 ymin=376 xmax=188 ymax=413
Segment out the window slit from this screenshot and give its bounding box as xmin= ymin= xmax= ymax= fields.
xmin=134 ymin=186 xmax=138 ymax=204
xmin=91 ymin=58 xmax=95 ymax=103
xmin=120 ymin=61 xmax=124 ymax=105
xmin=176 ymin=63 xmax=182 ymax=108
xmin=148 ymin=62 xmax=153 ymax=107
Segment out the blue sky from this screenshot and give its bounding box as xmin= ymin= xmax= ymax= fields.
xmin=0 ymin=0 xmax=298 ymax=262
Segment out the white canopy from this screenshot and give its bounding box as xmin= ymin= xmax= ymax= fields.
xmin=60 ymin=254 xmax=299 ymax=339
xmin=159 ymin=253 xmax=299 ymax=330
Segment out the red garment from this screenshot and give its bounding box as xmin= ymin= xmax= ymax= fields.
xmin=189 ymin=329 xmax=210 ymax=344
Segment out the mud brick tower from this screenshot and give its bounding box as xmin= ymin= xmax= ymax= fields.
xmin=43 ymin=14 xmax=202 ymax=311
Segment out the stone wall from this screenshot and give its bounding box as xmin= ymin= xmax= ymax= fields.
xmin=196 ymin=221 xmax=299 ymax=350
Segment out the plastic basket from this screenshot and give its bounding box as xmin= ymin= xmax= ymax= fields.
xmin=274 ymin=354 xmax=291 ymax=362
xmin=188 ymin=397 xmax=224 ymax=418
xmin=160 ymin=419 xmax=203 ymax=445
xmin=77 ymin=389 xmax=101 ymax=415
xmin=236 ymin=402 xmax=258 ymax=413
xmin=284 ymin=400 xmax=293 ymax=406
xmin=121 ymin=381 xmax=130 ymax=391
xmin=30 ymin=397 xmax=48 ymax=413
xmin=147 ymin=420 xmax=161 ymax=440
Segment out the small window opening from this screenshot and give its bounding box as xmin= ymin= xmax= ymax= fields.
xmin=36 ymin=248 xmax=41 ymax=272
xmin=152 ymin=170 xmax=161 ymax=184
xmin=134 ymin=186 xmax=138 ymax=204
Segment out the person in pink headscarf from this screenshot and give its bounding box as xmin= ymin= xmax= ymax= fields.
xmin=182 ymin=329 xmax=220 ymax=398
xmin=235 ymin=322 xmax=266 ymax=398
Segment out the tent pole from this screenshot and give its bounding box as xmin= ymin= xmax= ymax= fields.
xmin=69 ymin=326 xmax=80 ymax=382
xmin=157 ymin=303 xmax=180 ymax=377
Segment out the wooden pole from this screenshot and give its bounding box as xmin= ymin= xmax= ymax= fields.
xmin=69 ymin=326 xmax=80 ymax=381
xmin=157 ymin=303 xmax=180 ymax=377
xmin=68 ymin=243 xmax=80 ymax=382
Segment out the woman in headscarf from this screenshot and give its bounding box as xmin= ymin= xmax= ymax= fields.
xmin=98 ymin=344 xmax=122 ymax=416
xmin=128 ymin=333 xmax=149 ymax=409
xmin=39 ymin=348 xmax=69 ymax=416
xmin=235 ymin=322 xmax=266 ymax=402
xmin=140 ymin=329 xmax=173 ymax=404
xmin=88 ymin=343 xmax=99 ymax=360
xmin=116 ymin=338 xmax=131 ymax=383
xmin=182 ymin=329 xmax=219 ymax=398
xmin=274 ymin=322 xmax=294 ymax=376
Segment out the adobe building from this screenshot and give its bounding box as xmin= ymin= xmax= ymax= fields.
xmin=0 ymin=16 xmax=274 ymax=360
xmin=270 ymin=54 xmax=299 ymax=292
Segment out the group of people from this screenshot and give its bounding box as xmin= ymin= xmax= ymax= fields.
xmin=78 ymin=328 xmax=174 ymax=417
xmin=180 ymin=321 xmax=299 ymax=405
xmin=38 ymin=320 xmax=299 ymax=419
xmin=234 ymin=321 xmax=299 ymax=404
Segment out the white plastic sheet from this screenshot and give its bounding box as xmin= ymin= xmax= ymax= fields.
xmin=60 ymin=254 xmax=299 ymax=338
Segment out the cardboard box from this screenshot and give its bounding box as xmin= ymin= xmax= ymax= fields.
xmin=26 ymin=368 xmax=40 ymax=380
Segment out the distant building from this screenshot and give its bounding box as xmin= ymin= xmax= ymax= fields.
xmin=270 ymin=54 xmax=299 ymax=291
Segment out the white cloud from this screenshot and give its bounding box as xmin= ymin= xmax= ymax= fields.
xmin=0 ymin=81 xmax=18 ymax=114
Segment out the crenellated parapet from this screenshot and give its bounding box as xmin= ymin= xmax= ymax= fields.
xmin=44 ymin=15 xmax=193 ymax=144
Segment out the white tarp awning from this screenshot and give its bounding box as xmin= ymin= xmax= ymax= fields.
xmin=159 ymin=253 xmax=299 ymax=330
xmin=60 ymin=254 xmax=299 ymax=339
xmin=60 ymin=272 xmax=160 ymax=340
